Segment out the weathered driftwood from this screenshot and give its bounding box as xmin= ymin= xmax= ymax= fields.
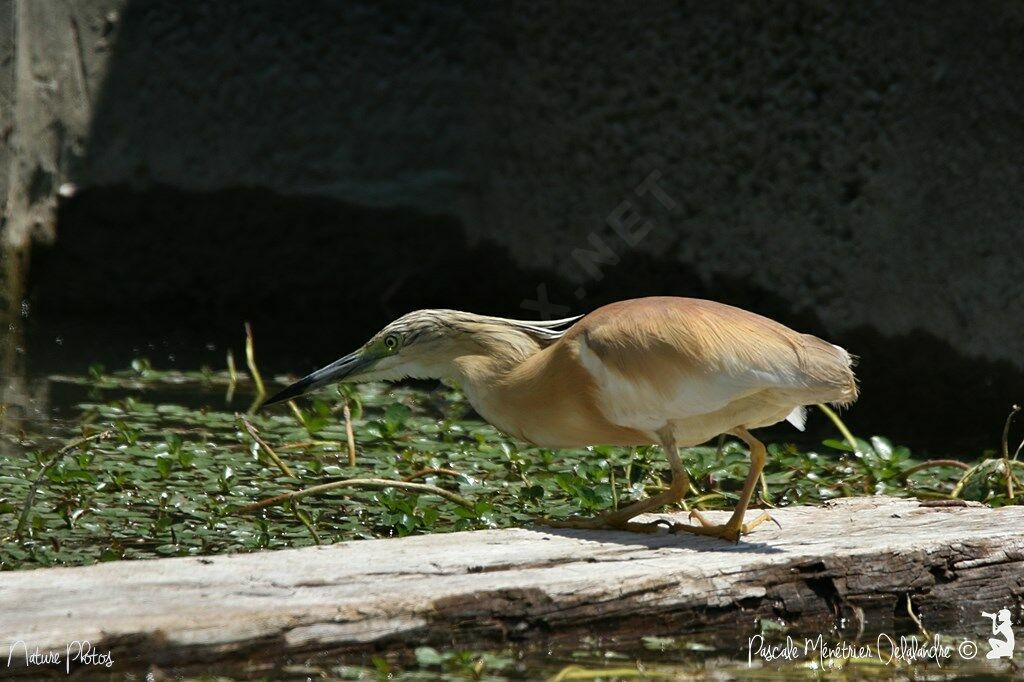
xmin=2 ymin=496 xmax=1024 ymax=673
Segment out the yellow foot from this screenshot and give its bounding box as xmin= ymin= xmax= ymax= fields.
xmin=541 ymin=515 xmax=670 ymax=534
xmin=669 ymin=509 xmax=778 ymax=542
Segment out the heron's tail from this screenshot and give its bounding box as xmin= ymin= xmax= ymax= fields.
xmin=799 ymin=335 xmax=859 ymax=407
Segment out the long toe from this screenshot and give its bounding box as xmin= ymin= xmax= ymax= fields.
xmin=617 ymin=519 xmax=671 ymax=534
xmin=542 ymin=516 xmax=609 ymax=530
xmin=740 ymin=512 xmax=777 ymax=533
xmin=669 ymin=522 xmax=742 ymax=543
xmin=687 ymin=508 xmax=716 ymax=528
xmin=678 ymin=510 xmax=777 ymax=541
xmin=541 ymin=515 xmax=668 ymax=534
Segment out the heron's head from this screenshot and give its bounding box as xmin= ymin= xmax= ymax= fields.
xmin=261 ymin=309 xmax=580 ymax=407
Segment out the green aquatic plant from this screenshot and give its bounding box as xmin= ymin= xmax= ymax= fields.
xmin=0 ymin=360 xmax=1020 ymax=571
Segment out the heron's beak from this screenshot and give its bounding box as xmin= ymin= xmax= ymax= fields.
xmin=260 ymin=350 xmax=374 ymax=408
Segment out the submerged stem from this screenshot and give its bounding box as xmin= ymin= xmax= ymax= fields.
xmin=343 ymin=400 xmax=357 ymax=467
xmin=817 ymin=403 xmax=858 ymax=452
xmin=240 ymin=477 xmax=474 ymax=513
xmin=16 ymin=431 xmax=112 ymax=539
xmin=899 ymin=459 xmax=971 ymax=481
xmin=1001 ymin=405 xmax=1022 ymax=499
xmin=225 ymin=349 xmax=238 ymax=403
xmin=244 ymin=322 xmax=266 ymax=414
xmin=240 ymin=416 xmax=297 ymax=479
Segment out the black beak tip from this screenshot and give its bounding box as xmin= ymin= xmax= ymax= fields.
xmin=259 ymin=379 xmax=312 ymax=411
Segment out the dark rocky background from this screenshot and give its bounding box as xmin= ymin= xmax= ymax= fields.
xmin=3 ymin=0 xmax=1022 ymax=453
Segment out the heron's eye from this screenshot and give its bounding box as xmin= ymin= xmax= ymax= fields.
xmin=384 ymin=334 xmax=399 ymax=350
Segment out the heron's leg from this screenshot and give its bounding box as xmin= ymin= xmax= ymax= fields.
xmin=671 ymin=427 xmax=773 ymax=542
xmin=544 ymin=428 xmax=691 ymax=533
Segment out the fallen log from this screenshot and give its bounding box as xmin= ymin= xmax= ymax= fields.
xmin=2 ymin=496 xmax=1023 ymax=674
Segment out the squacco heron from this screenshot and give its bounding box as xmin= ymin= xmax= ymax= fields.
xmin=264 ymin=297 xmax=857 ymax=541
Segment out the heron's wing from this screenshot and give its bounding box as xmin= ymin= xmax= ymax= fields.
xmin=571 ymin=298 xmax=855 ymax=427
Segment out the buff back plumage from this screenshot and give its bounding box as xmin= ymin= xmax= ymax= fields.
xmin=566 ymin=298 xmax=857 ymax=408
xmin=493 ymin=297 xmax=862 ymax=447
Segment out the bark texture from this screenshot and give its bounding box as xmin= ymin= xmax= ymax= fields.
xmin=1 ymin=497 xmax=1022 ymax=673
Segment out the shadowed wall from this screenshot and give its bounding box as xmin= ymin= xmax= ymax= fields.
xmin=4 ymin=0 xmax=1023 ymax=452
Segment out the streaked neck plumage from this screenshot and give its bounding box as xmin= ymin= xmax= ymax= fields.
xmin=447 ymin=320 xmax=547 ymax=390
xmin=442 ymin=316 xmax=651 ymax=448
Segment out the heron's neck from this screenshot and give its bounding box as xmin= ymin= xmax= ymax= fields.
xmin=447 ymin=339 xmax=654 ymax=448
xmin=450 ymin=354 xmax=513 ymax=388
xmin=448 ymin=352 xmax=529 ymax=437
xmin=446 ymin=326 xmax=542 ymax=402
